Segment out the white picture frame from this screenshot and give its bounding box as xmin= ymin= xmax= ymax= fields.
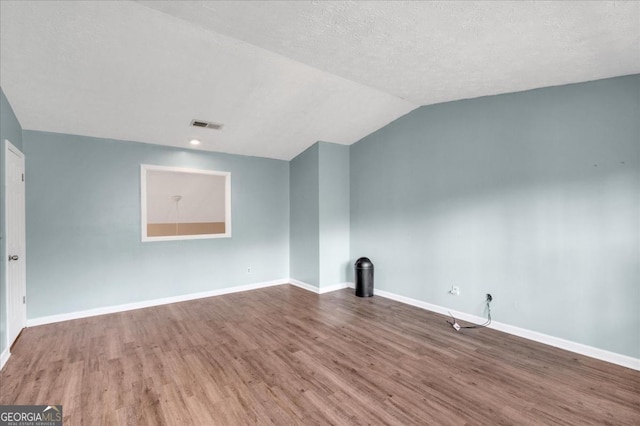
xmin=141 ymin=164 xmax=231 ymax=242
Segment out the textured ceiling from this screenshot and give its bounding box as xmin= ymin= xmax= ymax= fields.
xmin=138 ymin=0 xmax=640 ymax=105
xmin=1 ymin=1 xmax=638 ymax=160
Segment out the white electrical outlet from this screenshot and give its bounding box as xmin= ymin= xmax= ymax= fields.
xmin=247 ymin=266 xmax=252 ymax=273
xmin=450 ymin=286 xmax=460 ymax=296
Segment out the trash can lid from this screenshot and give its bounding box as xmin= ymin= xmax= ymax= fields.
xmin=355 ymin=257 xmax=373 ymax=268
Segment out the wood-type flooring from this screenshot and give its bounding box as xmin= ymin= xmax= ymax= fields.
xmin=1 ymin=285 xmax=638 ymax=425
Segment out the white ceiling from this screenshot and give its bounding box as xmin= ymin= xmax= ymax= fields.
xmin=1 ymin=1 xmax=638 ymax=160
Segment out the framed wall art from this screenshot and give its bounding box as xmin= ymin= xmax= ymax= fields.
xmin=140 ymin=164 xmax=231 ymax=242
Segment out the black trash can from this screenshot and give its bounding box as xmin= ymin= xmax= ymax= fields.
xmin=355 ymin=257 xmax=374 ymax=297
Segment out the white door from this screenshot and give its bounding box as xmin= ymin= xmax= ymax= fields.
xmin=6 ymin=140 xmax=26 ymax=348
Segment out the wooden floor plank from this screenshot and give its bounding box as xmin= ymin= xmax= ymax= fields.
xmin=1 ymin=285 xmax=638 ymax=425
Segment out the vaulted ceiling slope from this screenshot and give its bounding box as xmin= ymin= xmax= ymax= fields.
xmin=1 ymin=1 xmax=638 ymax=160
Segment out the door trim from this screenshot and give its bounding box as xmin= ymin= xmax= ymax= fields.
xmin=4 ymin=139 xmax=26 ymax=354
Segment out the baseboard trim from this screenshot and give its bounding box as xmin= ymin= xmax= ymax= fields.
xmin=319 ymin=282 xmax=351 ymax=294
xmin=22 ymin=279 xmax=639 ymax=371
xmin=27 ymin=278 xmax=348 ymax=328
xmin=289 ymin=279 xmax=350 ymax=294
xmin=0 ymin=347 xmax=10 ymax=371
xmin=289 ymin=279 xmax=320 ymax=293
xmin=371 ymin=287 xmax=640 ymax=371
xmin=26 ymin=279 xmax=289 ymax=327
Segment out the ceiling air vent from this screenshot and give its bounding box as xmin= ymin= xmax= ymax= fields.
xmin=190 ymin=119 xmax=224 ymax=130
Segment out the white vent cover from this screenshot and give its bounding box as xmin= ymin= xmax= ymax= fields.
xmin=190 ymin=119 xmax=224 ymax=130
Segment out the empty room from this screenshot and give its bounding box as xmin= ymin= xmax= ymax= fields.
xmin=1 ymin=1 xmax=639 ymax=425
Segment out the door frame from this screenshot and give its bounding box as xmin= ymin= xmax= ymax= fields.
xmin=4 ymin=139 xmax=26 ymax=352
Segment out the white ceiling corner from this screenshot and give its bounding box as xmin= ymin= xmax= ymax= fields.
xmin=1 ymin=1 xmax=638 ymax=160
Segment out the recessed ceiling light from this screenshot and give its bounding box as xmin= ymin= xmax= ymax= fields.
xmin=190 ymin=139 xmax=201 ymax=146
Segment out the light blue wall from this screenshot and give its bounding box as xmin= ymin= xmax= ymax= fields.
xmin=350 ymin=75 xmax=640 ymax=358
xmin=0 ymin=88 xmax=23 ymax=355
xmin=289 ymin=143 xmax=320 ymax=286
xmin=318 ymin=143 xmax=350 ymax=287
xmin=290 ymin=142 xmax=351 ymax=289
xmin=22 ymin=131 xmax=289 ymax=319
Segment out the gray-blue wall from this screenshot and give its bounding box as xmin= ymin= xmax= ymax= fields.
xmin=290 ymin=143 xmax=320 ymax=286
xmin=0 ymin=88 xmax=23 ymax=355
xmin=318 ymin=142 xmax=350 ymax=287
xmin=350 ymin=75 xmax=640 ymax=358
xmin=22 ymin=131 xmax=289 ymax=319
xmin=290 ymin=142 xmax=350 ymax=289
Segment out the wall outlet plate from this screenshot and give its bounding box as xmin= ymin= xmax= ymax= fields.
xmin=450 ymin=286 xmax=460 ymax=296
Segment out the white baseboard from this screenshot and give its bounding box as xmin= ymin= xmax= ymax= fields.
xmin=0 ymin=347 xmax=10 ymax=371
xmin=26 ymin=279 xmax=289 ymax=327
xmin=289 ymin=279 xmax=350 ymax=294
xmin=21 ymin=279 xmax=639 ymax=371
xmin=371 ymin=287 xmax=640 ymax=371
xmin=27 ymin=278 xmax=346 ymax=328
xmin=319 ymin=282 xmax=351 ymax=294
xmin=289 ymin=279 xmax=320 ymax=293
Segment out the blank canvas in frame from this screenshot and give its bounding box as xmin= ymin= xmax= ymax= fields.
xmin=141 ymin=164 xmax=231 ymax=241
